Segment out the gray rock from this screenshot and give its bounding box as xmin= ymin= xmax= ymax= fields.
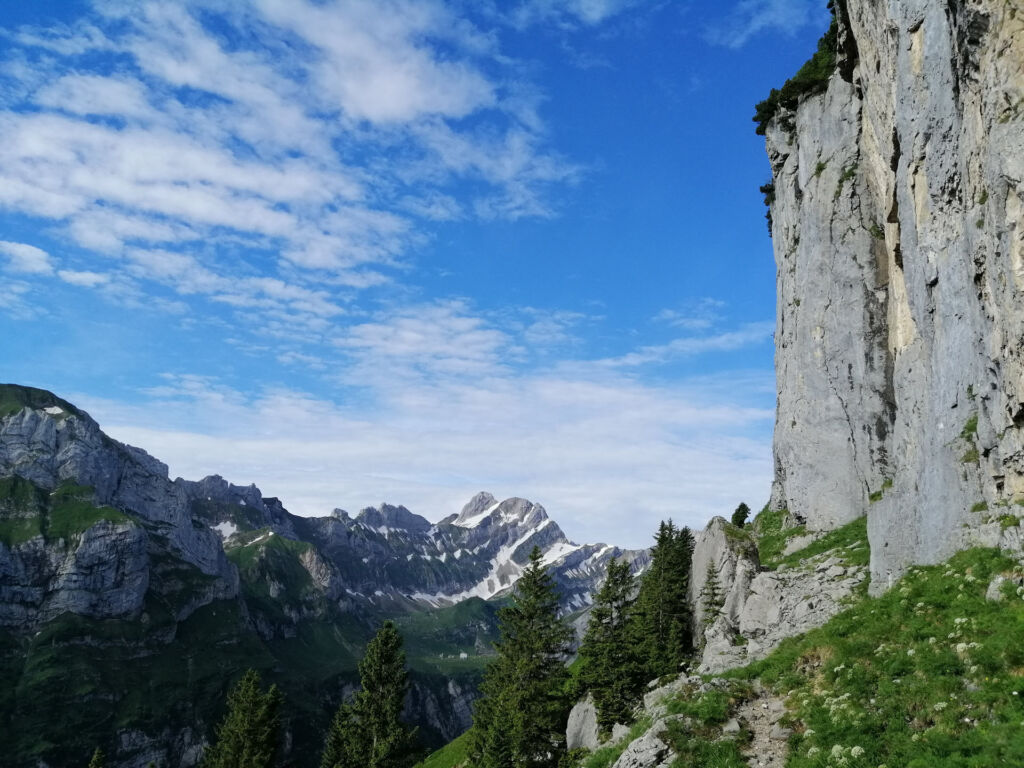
xmin=612 ymin=722 xmax=632 ymax=743
xmin=769 ymin=724 xmax=792 ymax=741
xmin=688 ymin=517 xmax=758 ymax=649
xmin=566 ymin=693 xmax=601 ymax=751
xmin=986 ymin=574 xmax=1007 ymax=601
xmin=688 ymin=517 xmax=868 ymax=674
xmin=611 ymin=720 xmax=672 ymax=768
xmin=722 ymin=718 xmax=741 ymax=735
xmin=765 ymin=0 xmax=1024 ymax=590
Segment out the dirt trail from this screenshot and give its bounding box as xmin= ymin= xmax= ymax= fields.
xmin=734 ymin=693 xmax=789 ymax=768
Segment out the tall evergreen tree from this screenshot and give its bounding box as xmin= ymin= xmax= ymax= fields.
xmin=469 ymin=546 xmax=573 ymax=768
xmin=700 ymin=562 xmax=724 ymax=630
xmin=321 ymin=621 xmax=418 ymax=768
xmin=87 ymin=747 xmax=105 ymax=768
xmin=201 ymin=669 xmax=282 ymax=768
xmin=633 ymin=520 xmax=695 ymax=679
xmin=578 ymin=558 xmax=644 ymax=730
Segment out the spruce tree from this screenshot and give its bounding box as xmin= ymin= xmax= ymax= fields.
xmin=200 ymin=669 xmax=282 ymax=768
xmin=87 ymin=747 xmax=105 ymax=768
xmin=633 ymin=521 xmax=694 ymax=679
xmin=469 ymin=546 xmax=573 ymax=768
xmin=731 ymin=502 xmax=751 ymax=528
xmin=321 ymin=621 xmax=418 ymax=768
xmin=700 ymin=562 xmax=724 ymax=629
xmin=578 ymin=558 xmax=644 ymax=730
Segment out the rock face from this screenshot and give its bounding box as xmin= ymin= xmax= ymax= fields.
xmin=698 ymin=554 xmax=868 ymax=674
xmin=688 ymin=517 xmax=759 ymax=634
xmin=767 ymin=0 xmax=1024 ymax=588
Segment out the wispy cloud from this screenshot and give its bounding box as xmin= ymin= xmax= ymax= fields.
xmin=706 ymin=0 xmax=820 ymax=48
xmin=335 ymin=300 xmax=513 ymax=381
xmin=0 ymin=0 xmax=575 ymax=340
xmin=503 ymin=0 xmax=651 ymax=28
xmin=653 ymin=297 xmax=726 ymax=331
xmin=597 ymin=322 xmax=774 ymax=367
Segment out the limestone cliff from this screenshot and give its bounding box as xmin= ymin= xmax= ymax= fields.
xmin=767 ymin=0 xmax=1024 ymax=589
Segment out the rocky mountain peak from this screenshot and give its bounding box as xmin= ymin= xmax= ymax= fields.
xmin=355 ymin=503 xmax=431 ymax=534
xmin=452 ymin=491 xmax=498 ymax=526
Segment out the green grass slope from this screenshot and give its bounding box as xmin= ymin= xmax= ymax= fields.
xmin=416 ymin=729 xmax=472 ymax=768
xmin=727 ymin=546 xmax=1024 ymax=767
xmin=0 ymin=477 xmax=129 ymax=547
xmin=0 ymin=383 xmax=85 ymax=419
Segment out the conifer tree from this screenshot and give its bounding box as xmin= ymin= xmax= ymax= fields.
xmin=634 ymin=521 xmax=694 ymax=679
xmin=200 ymin=669 xmax=282 ymax=768
xmin=578 ymin=558 xmax=644 ymax=730
xmin=700 ymin=562 xmax=724 ymax=630
xmin=321 ymin=621 xmax=418 ymax=768
xmin=87 ymin=747 xmax=105 ymax=768
xmin=731 ymin=502 xmax=751 ymax=528
xmin=469 ymin=546 xmax=573 ymax=768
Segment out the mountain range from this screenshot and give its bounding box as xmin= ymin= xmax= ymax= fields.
xmin=0 ymin=383 xmax=647 ymax=767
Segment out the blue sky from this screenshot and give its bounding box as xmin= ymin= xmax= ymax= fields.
xmin=0 ymin=0 xmax=829 ymax=548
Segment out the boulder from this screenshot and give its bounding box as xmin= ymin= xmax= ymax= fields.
xmin=566 ymin=693 xmax=600 ymax=751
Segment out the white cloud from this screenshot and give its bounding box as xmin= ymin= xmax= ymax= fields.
xmin=597 ymin=322 xmax=774 ymax=367
xmin=654 ymin=298 xmax=726 ymax=331
xmin=33 ymin=74 xmax=155 ymax=119
xmin=58 ymin=269 xmax=111 ymax=287
xmin=335 ymin=300 xmax=512 ymax=381
xmin=256 ymin=0 xmax=498 ymax=123
xmin=707 ymin=0 xmax=820 ymax=48
xmin=0 ymin=241 xmax=54 ymax=275
xmin=506 ymin=0 xmax=649 ymax=27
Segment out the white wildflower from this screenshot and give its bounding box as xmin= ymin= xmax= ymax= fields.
xmin=851 ymin=746 xmax=866 ymax=757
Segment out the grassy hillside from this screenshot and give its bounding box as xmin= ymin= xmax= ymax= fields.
xmin=728 ymin=545 xmax=1024 ymax=766
xmin=0 ymin=477 xmax=129 ymax=547
xmin=416 ymin=729 xmax=473 ymax=768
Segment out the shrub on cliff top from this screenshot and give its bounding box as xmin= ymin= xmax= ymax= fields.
xmin=752 ymin=5 xmax=839 ymax=135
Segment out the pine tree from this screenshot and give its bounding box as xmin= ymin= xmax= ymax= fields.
xmin=200 ymin=669 xmax=282 ymax=768
xmin=731 ymin=502 xmax=751 ymax=528
xmin=321 ymin=621 xmax=418 ymax=768
xmin=320 ymin=703 xmax=361 ymax=768
xmin=578 ymin=558 xmax=644 ymax=730
xmin=87 ymin=747 xmax=105 ymax=768
xmin=469 ymin=546 xmax=573 ymax=768
xmin=700 ymin=562 xmax=724 ymax=630
xmin=634 ymin=521 xmax=695 ymax=679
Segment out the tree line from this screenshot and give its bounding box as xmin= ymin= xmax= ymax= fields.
xmin=83 ymin=507 xmax=751 ymax=768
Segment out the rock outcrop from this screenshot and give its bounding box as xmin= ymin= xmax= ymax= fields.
xmin=687 ymin=516 xmax=868 ymax=674
xmin=566 ymin=693 xmax=601 ymax=751
xmin=766 ymin=0 xmax=1024 ymax=589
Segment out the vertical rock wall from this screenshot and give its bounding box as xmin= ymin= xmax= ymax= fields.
xmin=768 ymin=0 xmax=1024 ymax=589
